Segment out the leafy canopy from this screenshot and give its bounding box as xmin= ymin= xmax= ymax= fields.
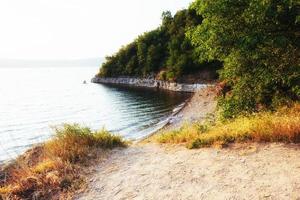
xmin=188 ymin=0 xmax=300 ymax=118
xmin=99 ymin=9 xmax=221 ymax=81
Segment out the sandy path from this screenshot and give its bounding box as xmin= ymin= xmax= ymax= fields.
xmin=76 ymin=143 xmax=300 ymax=200
xmin=160 ymin=86 xmax=217 ymax=132
xmin=179 ymin=86 xmax=217 ymax=123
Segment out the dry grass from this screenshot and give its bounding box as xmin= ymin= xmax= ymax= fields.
xmin=152 ymin=122 xmax=210 ymax=144
xmin=0 ymin=124 xmax=126 ymax=200
xmin=45 ymin=125 xmax=125 ymax=163
xmin=156 ymin=103 xmax=300 ymax=149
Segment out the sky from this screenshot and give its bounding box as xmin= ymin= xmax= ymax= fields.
xmin=0 ymin=0 xmax=192 ymax=60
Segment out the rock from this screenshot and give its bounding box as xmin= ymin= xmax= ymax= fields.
xmin=91 ymin=77 xmax=209 ymax=93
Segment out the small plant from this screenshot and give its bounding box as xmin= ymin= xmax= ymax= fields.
xmin=158 ymin=70 xmax=167 ymax=81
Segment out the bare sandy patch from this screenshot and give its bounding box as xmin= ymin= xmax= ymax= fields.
xmin=75 ymin=143 xmax=300 ymax=200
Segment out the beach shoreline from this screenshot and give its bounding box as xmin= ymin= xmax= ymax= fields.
xmin=2 ymin=85 xmax=300 ymax=200
xmin=139 ymin=85 xmax=218 ymax=142
xmin=75 ymin=86 xmax=300 ymax=200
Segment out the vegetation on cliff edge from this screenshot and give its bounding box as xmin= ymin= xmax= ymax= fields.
xmin=0 ymin=124 xmax=126 ymax=200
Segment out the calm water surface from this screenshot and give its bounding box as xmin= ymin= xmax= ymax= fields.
xmin=0 ymin=66 xmax=190 ymax=162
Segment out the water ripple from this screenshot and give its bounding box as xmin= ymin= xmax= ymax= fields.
xmin=0 ymin=66 xmax=190 ymax=162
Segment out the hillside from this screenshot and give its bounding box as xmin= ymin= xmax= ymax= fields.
xmin=97 ymin=9 xmax=222 ymax=82
xmin=97 ymin=0 xmax=299 ymax=118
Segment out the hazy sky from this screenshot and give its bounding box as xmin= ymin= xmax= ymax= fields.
xmin=0 ymin=0 xmax=191 ymax=60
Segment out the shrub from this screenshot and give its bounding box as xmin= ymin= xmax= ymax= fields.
xmin=0 ymin=124 xmax=126 ymax=199
xmin=45 ymin=124 xmax=125 ymax=163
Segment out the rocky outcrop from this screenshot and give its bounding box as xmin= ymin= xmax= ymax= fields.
xmin=91 ymin=77 xmax=210 ymax=93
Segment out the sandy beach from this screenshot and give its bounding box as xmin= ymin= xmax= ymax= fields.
xmin=76 ymin=143 xmax=300 ymax=200
xmin=165 ymin=86 xmax=217 ymax=130
xmin=74 ymin=88 xmax=300 ymax=200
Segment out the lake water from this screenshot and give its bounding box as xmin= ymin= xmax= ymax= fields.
xmin=0 ymin=66 xmax=190 ymax=162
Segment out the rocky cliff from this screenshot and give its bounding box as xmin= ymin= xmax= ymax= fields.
xmin=91 ymin=77 xmax=209 ymax=93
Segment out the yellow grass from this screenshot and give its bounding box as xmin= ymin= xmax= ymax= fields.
xmin=0 ymin=124 xmax=126 ymax=200
xmin=156 ymin=103 xmax=300 ymax=149
xmin=32 ymin=160 xmax=57 ymax=174
xmin=45 ymin=124 xmax=126 ymax=163
xmin=0 ymin=186 xmax=12 ymax=195
xmin=153 ymin=122 xmax=209 ymax=144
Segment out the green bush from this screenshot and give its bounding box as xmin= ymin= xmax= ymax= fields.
xmin=188 ymin=0 xmax=300 ymax=118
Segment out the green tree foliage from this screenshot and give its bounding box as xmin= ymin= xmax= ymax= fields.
xmin=99 ymin=9 xmax=220 ymax=80
xmin=188 ymin=0 xmax=300 ymax=118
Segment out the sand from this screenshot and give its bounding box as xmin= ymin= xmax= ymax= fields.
xmin=76 ymin=143 xmax=300 ymax=200
xmin=155 ymin=86 xmax=217 ymax=133
xmin=75 ymin=88 xmax=300 ymax=200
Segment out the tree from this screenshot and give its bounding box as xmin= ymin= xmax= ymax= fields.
xmin=161 ymin=11 xmax=173 ymax=27
xmin=98 ymin=8 xmax=221 ymax=81
xmin=188 ymin=0 xmax=300 ymax=118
